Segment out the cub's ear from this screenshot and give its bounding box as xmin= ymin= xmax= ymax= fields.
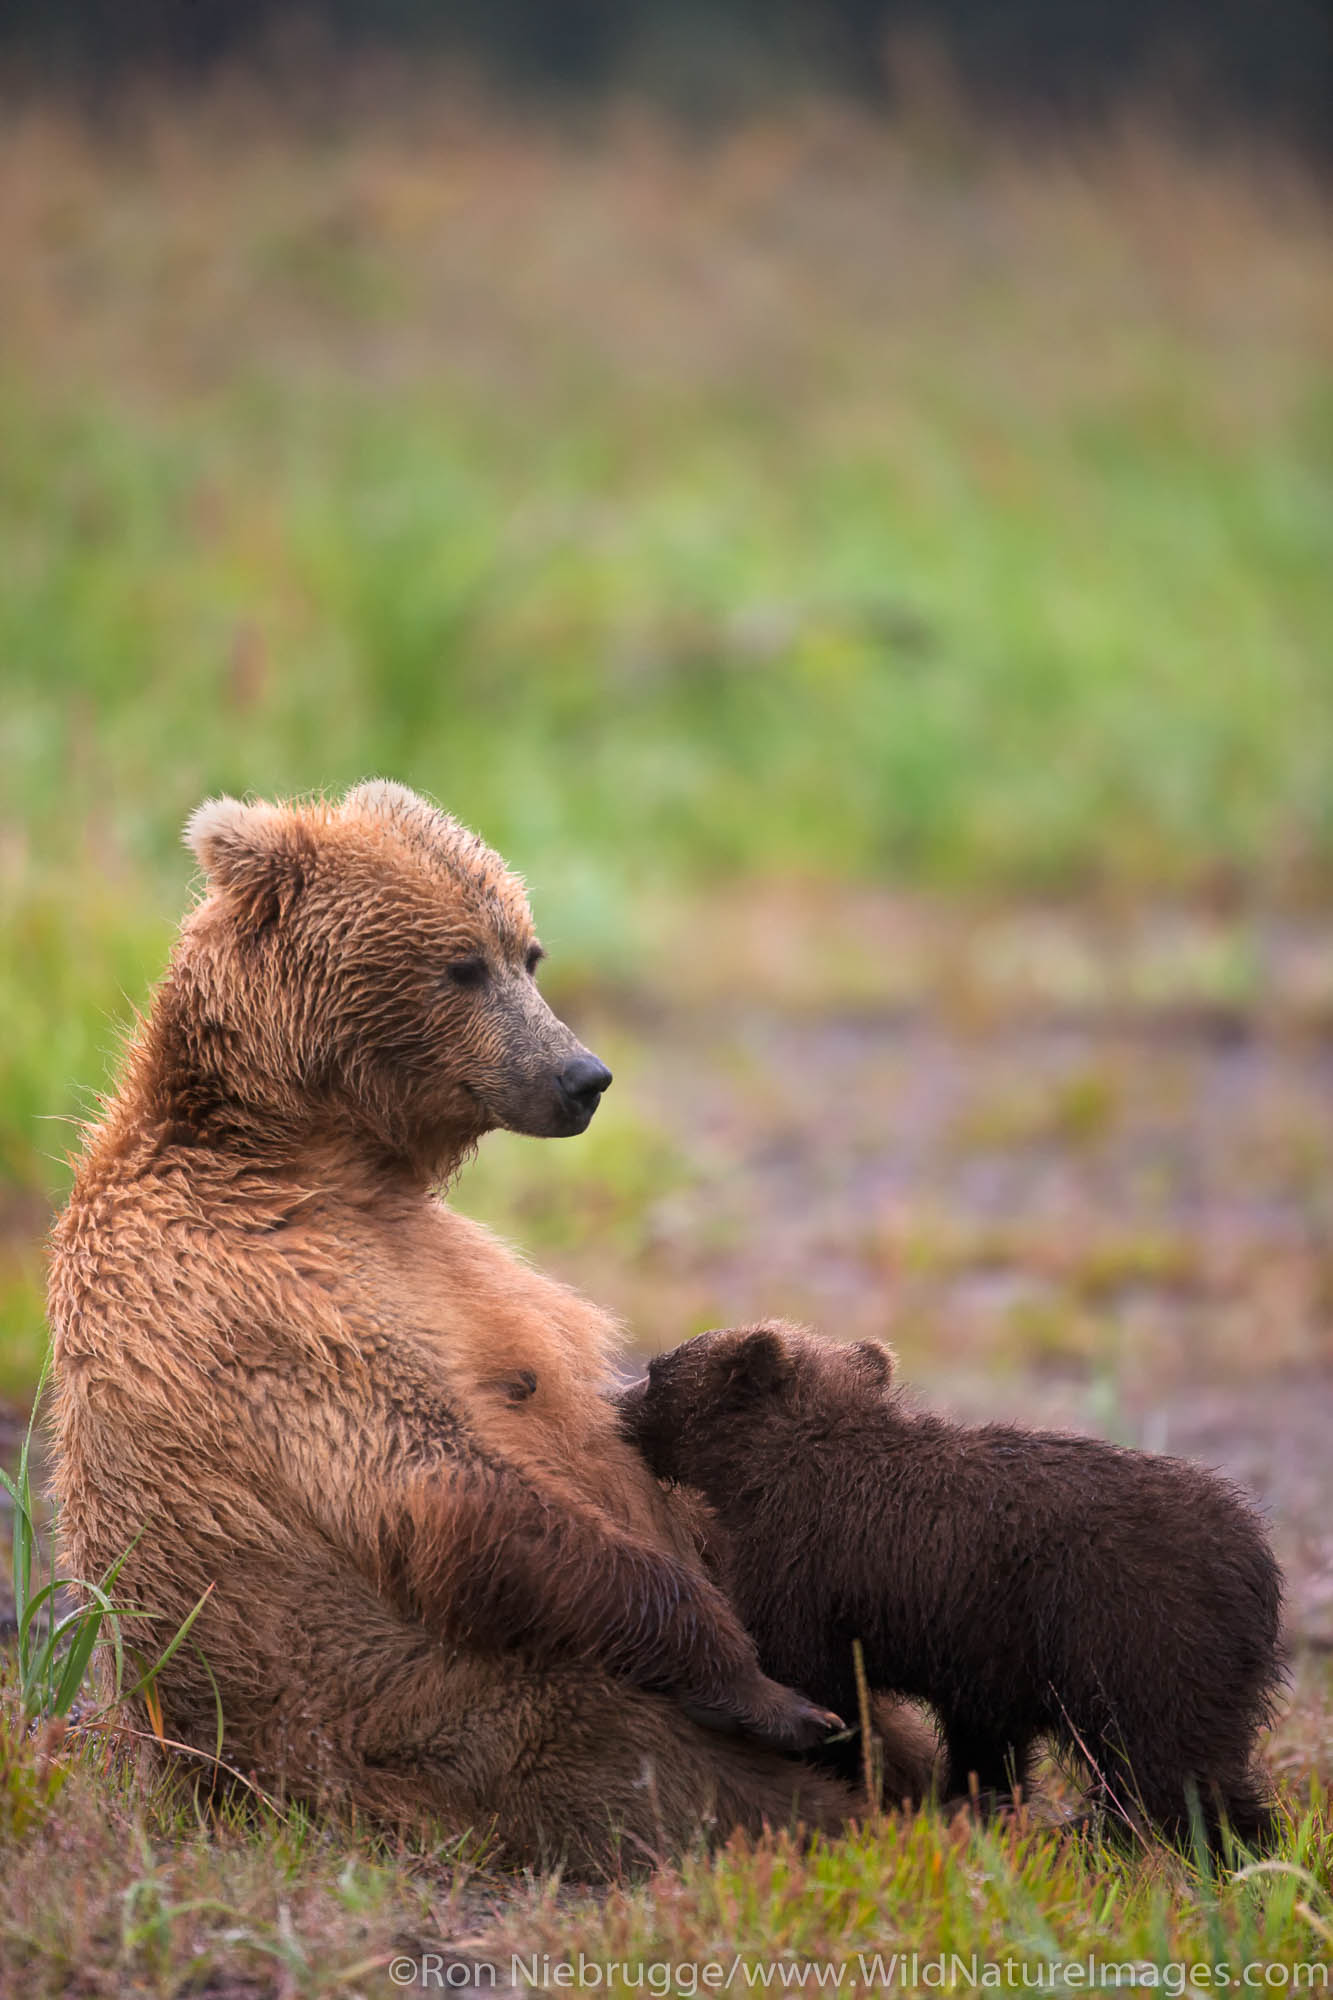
xmin=717 ymin=1326 xmax=797 ymax=1407
xmin=612 ymin=1373 xmax=649 ymax=1438
xmin=849 ymin=1339 xmax=896 ymax=1391
xmin=184 ymin=797 xmax=311 ymax=928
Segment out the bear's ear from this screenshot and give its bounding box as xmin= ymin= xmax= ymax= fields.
xmin=341 ymin=779 xmax=445 ymax=848
xmin=342 ymin=778 xmax=424 ymax=821
xmin=184 ymin=797 xmax=310 ymax=927
xmin=849 ymin=1339 xmax=896 ymax=1392
xmin=717 ymin=1327 xmax=797 ymax=1407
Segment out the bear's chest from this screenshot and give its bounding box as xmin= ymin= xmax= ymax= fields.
xmin=354 ymin=1198 xmax=673 ymax=1538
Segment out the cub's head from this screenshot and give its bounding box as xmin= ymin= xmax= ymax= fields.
xmin=179 ymin=781 xmax=610 ymax=1170
xmin=617 ymin=1323 xmax=896 ymax=1489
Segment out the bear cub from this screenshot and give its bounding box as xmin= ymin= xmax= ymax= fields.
xmin=617 ymin=1324 xmax=1285 ymax=1854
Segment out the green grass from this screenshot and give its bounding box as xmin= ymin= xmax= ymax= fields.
xmin=5 ymin=335 xmax=1330 ymax=908
xmin=2 ymin=1351 xmax=215 ymax=1739
xmin=0 ymin=1260 xmax=46 ymax=1408
xmin=506 ymin=1807 xmax=1333 ymax=1981
xmin=1 ymin=95 xmax=1331 ymax=1224
xmin=1 ymin=1695 xmax=1330 ymax=1996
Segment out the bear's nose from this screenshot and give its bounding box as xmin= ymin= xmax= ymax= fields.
xmin=559 ymin=1055 xmax=613 ymax=1107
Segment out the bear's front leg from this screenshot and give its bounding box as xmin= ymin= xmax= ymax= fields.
xmin=391 ymin=1460 xmax=842 ymax=1755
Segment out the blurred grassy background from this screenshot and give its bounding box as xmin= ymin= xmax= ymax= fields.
xmin=4 ymin=77 xmax=1333 ymax=1976
xmin=1 ymin=85 xmax=1332 ymax=1403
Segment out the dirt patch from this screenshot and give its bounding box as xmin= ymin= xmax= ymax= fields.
xmin=554 ymin=1005 xmax=1333 ymax=1648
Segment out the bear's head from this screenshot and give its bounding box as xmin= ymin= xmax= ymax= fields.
xmin=617 ymin=1323 xmax=895 ymax=1488
xmin=173 ymin=781 xmax=611 ymax=1173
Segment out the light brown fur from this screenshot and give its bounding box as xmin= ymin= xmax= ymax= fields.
xmin=48 ymin=783 xmax=861 ymax=1875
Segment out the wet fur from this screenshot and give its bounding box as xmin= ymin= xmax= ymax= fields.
xmin=49 ymin=785 xmax=870 ymax=1877
xmin=618 ymin=1324 xmax=1287 ymax=1854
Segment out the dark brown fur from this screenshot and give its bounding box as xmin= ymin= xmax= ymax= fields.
xmin=618 ymin=1324 xmax=1286 ymax=1854
xmin=48 ymin=785 xmax=874 ymax=1877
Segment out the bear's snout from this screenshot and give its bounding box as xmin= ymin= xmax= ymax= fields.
xmin=558 ymin=1054 xmax=613 ymax=1127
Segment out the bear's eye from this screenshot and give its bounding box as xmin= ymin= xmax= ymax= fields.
xmin=445 ymin=956 xmax=488 ymax=990
xmin=525 ymin=942 xmax=545 ymax=978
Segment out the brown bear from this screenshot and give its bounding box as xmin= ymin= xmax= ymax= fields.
xmin=617 ymin=1324 xmax=1286 ymax=1855
xmin=49 ymin=782 xmax=896 ymax=1877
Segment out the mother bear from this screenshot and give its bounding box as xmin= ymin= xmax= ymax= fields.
xmin=47 ymin=782 xmax=931 ymax=1874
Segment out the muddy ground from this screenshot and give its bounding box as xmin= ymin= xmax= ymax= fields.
xmin=505 ymin=1000 xmax=1333 ymax=1662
